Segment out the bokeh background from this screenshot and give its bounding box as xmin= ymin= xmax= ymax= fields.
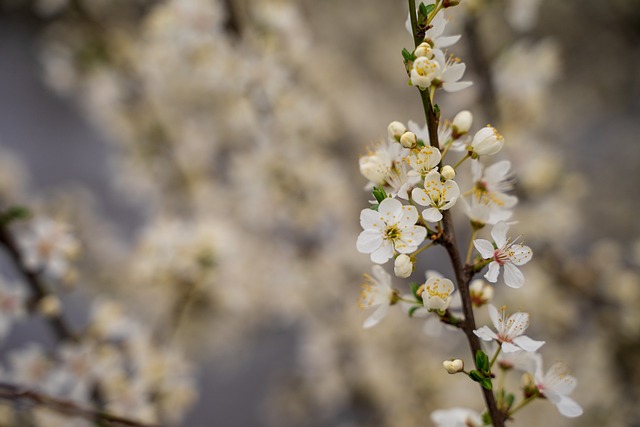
xmin=0 ymin=0 xmax=639 ymax=426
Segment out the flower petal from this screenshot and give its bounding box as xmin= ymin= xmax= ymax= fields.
xmin=356 ymin=230 xmax=382 ymax=254
xmin=398 ymin=205 xmax=419 ymax=226
xmin=371 ymin=241 xmax=394 ymax=264
xmin=411 ymin=187 xmax=430 ymax=207
xmin=512 ymin=335 xmax=545 ymax=352
xmin=491 ymin=222 xmax=509 ymax=248
xmin=473 ymin=239 xmax=495 ymax=259
xmin=503 ymin=263 xmax=525 ymax=288
xmin=484 ymin=261 xmax=500 ymax=283
xmin=443 ymin=80 xmax=473 ymax=92
xmin=473 ymin=326 xmax=498 ymax=341
xmin=555 ymin=395 xmax=583 ymax=418
xmin=509 ymin=244 xmax=533 ymax=266
xmin=363 ymin=303 xmax=389 ymax=329
xmin=488 ymin=304 xmax=500 ymax=329
xmin=501 ymin=342 xmax=521 ymax=353
xmin=360 ymin=208 xmax=384 ymax=230
xmin=422 ymin=207 xmax=443 ymax=222
xmin=436 ymin=35 xmax=461 ymax=48
xmin=378 ymin=198 xmax=403 ymax=225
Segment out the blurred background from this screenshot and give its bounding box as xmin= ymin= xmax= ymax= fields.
xmin=0 ymin=0 xmax=639 ymax=426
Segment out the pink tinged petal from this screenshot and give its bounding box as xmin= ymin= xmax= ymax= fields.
xmin=422 ymin=207 xmax=443 ymax=222
xmin=398 ymin=205 xmax=419 ymax=226
xmin=442 ymin=62 xmax=466 ymax=82
xmin=360 ymin=209 xmax=384 ymax=230
xmin=436 ymin=35 xmax=461 ymax=48
xmin=555 ymin=396 xmax=583 ymax=418
xmin=473 ymin=326 xmax=498 ymax=341
xmin=512 ymin=335 xmax=545 ymax=352
xmin=509 ymin=245 xmax=533 ymax=266
xmin=378 ymin=198 xmax=403 ymax=225
xmin=363 ymin=303 xmax=389 ymax=329
xmin=371 ymin=242 xmax=394 ymax=264
xmin=501 ymin=342 xmax=521 ymax=353
xmin=503 ymin=263 xmax=525 ymax=288
xmin=491 ymin=222 xmax=509 ymax=248
xmin=356 ymin=230 xmax=382 ymax=254
xmin=485 ymin=261 xmax=500 ymax=283
xmin=473 ymin=239 xmax=495 ymax=259
xmin=443 ymin=81 xmax=473 ymax=92
xmin=411 ymin=188 xmax=430 ymax=207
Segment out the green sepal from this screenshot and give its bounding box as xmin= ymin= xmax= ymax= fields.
xmin=416 ymin=139 xmax=425 ymax=148
xmin=481 ymin=411 xmax=492 ymax=425
xmin=372 ymin=186 xmax=388 ymax=203
xmin=418 ymin=3 xmax=435 ymax=24
xmin=402 ymin=48 xmax=415 ymax=62
xmin=370 ymin=203 xmax=380 ymax=211
xmin=0 ymin=206 xmax=31 ymax=225
xmin=475 ymin=350 xmax=490 ymax=374
xmin=505 ymin=393 xmax=515 ymax=410
xmin=408 ymin=305 xmax=421 ymax=318
xmin=480 ymin=378 xmax=493 ymax=390
xmin=469 ymin=370 xmax=484 ymax=383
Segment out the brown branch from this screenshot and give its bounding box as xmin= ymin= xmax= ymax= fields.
xmin=0 ymin=382 xmax=164 ymax=427
xmin=0 ymin=217 xmax=78 ymax=342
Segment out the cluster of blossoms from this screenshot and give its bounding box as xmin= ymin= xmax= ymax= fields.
xmin=356 ymin=2 xmax=581 ymax=426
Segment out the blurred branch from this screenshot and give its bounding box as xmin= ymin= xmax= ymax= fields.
xmin=0 ymin=382 xmax=164 ymax=427
xmin=0 ymin=216 xmax=78 ymax=342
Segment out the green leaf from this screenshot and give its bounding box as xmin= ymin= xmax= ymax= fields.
xmin=0 ymin=206 xmax=31 ymax=225
xmin=480 ymin=378 xmax=493 ymax=390
xmin=416 ymin=139 xmax=425 ymax=147
xmin=481 ymin=411 xmax=492 ymax=425
xmin=408 ymin=305 xmax=421 ymax=318
xmin=372 ymin=186 xmax=387 ymax=203
xmin=469 ymin=370 xmax=484 ymax=383
xmin=505 ymin=393 xmax=515 ymax=409
xmin=475 ymin=350 xmax=490 ymax=373
xmin=409 ymin=282 xmax=422 ymax=300
xmin=402 ymin=48 xmax=415 ymax=62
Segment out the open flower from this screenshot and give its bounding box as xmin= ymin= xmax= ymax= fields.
xmin=422 ymin=276 xmax=455 ymax=311
xmin=432 ymin=49 xmax=472 ymax=92
xmin=471 ymin=160 xmax=518 ymax=209
xmin=431 ymin=407 xmax=483 ymax=427
xmin=410 ymin=56 xmax=441 ymax=90
xmin=533 ymin=356 xmax=583 ymax=418
xmin=359 ymin=141 xmax=418 ymax=199
xmin=473 ymin=304 xmax=544 ymax=352
xmin=407 ymin=145 xmax=442 ymax=177
xmin=411 ymin=170 xmax=460 ymax=222
xmin=357 ymin=198 xmax=426 ymax=264
xmin=473 ymin=222 xmax=532 ymax=288
xmin=358 ymin=265 xmax=396 ymax=328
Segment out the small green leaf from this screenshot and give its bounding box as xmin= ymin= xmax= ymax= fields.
xmin=0 ymin=206 xmax=31 ymax=225
xmin=402 ymin=48 xmax=415 ymax=62
xmin=481 ymin=411 xmax=492 ymax=425
xmin=372 ymin=186 xmax=388 ymax=203
xmin=480 ymin=378 xmax=493 ymax=390
xmin=433 ymin=103 xmax=440 ymax=118
xmin=469 ymin=370 xmax=484 ymax=383
xmin=475 ymin=350 xmax=490 ymax=373
xmin=505 ymin=393 xmax=515 ymax=409
xmin=408 ymin=305 xmax=421 ymax=318
xmin=416 ymin=139 xmax=425 ymax=147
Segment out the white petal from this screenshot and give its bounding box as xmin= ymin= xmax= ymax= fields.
xmin=360 ymin=209 xmax=384 ymax=230
xmin=397 ymin=226 xmax=427 ymax=251
xmin=488 ymin=304 xmax=500 ymax=329
xmin=442 ymin=62 xmax=466 ymax=82
xmin=371 ymin=241 xmax=394 ymax=264
xmin=484 ymin=160 xmax=511 ymax=182
xmin=356 ymin=230 xmax=382 ymax=254
xmin=491 ymin=222 xmax=509 ymax=248
xmin=473 ymin=239 xmax=495 ymax=259
xmin=363 ymin=304 xmax=389 ymax=328
xmin=378 ymin=198 xmax=403 ymax=225
xmin=411 ymin=187 xmax=430 ymax=207
xmin=473 ymin=326 xmax=498 ymax=341
xmin=503 ymin=263 xmax=525 ymax=288
xmin=398 ymin=205 xmax=419 ymax=226
xmin=509 ymin=245 xmax=533 ymax=266
xmin=512 ymin=335 xmax=545 ymax=352
xmin=443 ymin=81 xmax=473 ymax=92
xmin=422 ymin=207 xmax=443 ymax=222
xmin=423 ymin=315 xmax=444 ymax=337
xmin=501 ymin=342 xmax=521 ymax=353
xmin=436 ymin=35 xmax=461 ymax=48
xmin=555 ymin=395 xmax=583 ymax=418
xmin=371 ymin=265 xmax=391 ymax=288
xmin=484 ymin=262 xmax=500 ymax=283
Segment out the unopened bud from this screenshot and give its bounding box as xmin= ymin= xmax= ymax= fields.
xmin=443 ymin=0 xmax=461 ymax=8
xmin=443 ymin=359 xmax=465 ymax=374
xmin=400 ymin=131 xmax=417 ymax=149
xmin=414 ymin=42 xmax=434 ymax=59
xmin=394 ymin=254 xmax=413 ymax=278
xmin=452 ymin=110 xmax=473 ymax=137
xmin=387 ymin=121 xmax=407 ymax=142
xmin=469 ymin=279 xmax=494 ymax=307
xmin=37 ymin=295 xmax=62 ymax=317
xmin=441 ymin=165 xmax=456 ymax=181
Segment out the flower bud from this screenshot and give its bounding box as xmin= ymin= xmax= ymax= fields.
xmin=37 ymin=295 xmax=61 ymax=317
xmin=394 ymin=254 xmax=413 ymax=278
xmin=414 ymin=42 xmax=434 ymax=59
xmin=441 ymin=165 xmax=456 ymax=181
xmin=359 ymin=154 xmax=387 ymax=185
xmin=469 ymin=279 xmax=494 ymax=307
xmin=452 ymin=110 xmax=473 ymax=136
xmin=400 ymin=131 xmax=417 ymax=149
xmin=443 ymin=359 xmax=464 ymax=374
xmin=470 ymin=125 xmax=504 ymax=156
xmin=387 ymin=121 xmax=407 ymax=142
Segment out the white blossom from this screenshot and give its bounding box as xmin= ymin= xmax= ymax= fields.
xmin=431 ymin=407 xmax=483 ymax=427
xmin=407 ymin=145 xmax=442 ymax=177
xmin=357 ymin=198 xmax=427 ymax=264
xmin=410 ymin=56 xmax=441 ymax=90
xmin=469 ymin=126 xmax=504 ymax=156
xmin=432 ymin=49 xmax=472 ymax=92
xmin=471 ymin=160 xmax=518 ymax=209
xmin=473 ymin=304 xmax=544 ymax=352
xmin=533 ymin=355 xmax=583 ymax=418
xmin=358 ymin=265 xmax=396 ymax=328
xmin=394 ymin=254 xmax=413 ymax=278
xmin=411 ymin=170 xmax=460 ymax=222
xmin=461 ymin=197 xmax=513 ymax=227
xmin=422 ymin=276 xmax=455 ymax=311
xmin=473 ymin=222 xmax=532 ymax=288
xmin=405 ymin=7 xmax=461 ymax=49
xmin=359 ymin=141 xmax=418 ymax=199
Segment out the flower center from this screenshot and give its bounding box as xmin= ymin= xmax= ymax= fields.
xmin=384 ymin=225 xmax=401 ymax=241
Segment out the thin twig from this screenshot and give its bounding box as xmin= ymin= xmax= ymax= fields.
xmin=0 ymin=382 xmax=165 ymax=427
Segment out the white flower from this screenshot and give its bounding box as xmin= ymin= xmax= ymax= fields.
xmin=473 ymin=222 xmax=533 ymax=288
xmin=533 ymin=357 xmax=583 ymax=418
xmin=431 ymin=407 xmax=483 ymax=427
xmin=394 ymin=254 xmax=413 ymax=278
xmin=16 ymin=218 xmax=79 ymax=279
xmin=469 ymin=126 xmax=504 ymax=156
xmin=357 ymin=198 xmax=427 ymax=264
xmin=469 ymin=279 xmax=493 ymax=306
xmin=432 ymin=49 xmax=472 ymax=92
xmin=461 ymin=197 xmax=513 ymax=227
xmin=473 ymin=304 xmax=545 ymax=353
xmin=410 ymin=56 xmax=441 ymax=90
xmin=405 ymin=7 xmax=461 ymax=49
xmin=422 ymin=276 xmax=455 ymax=311
xmin=471 ymin=160 xmax=518 ymax=209
xmin=358 ymin=265 xmax=396 ymax=328
xmin=407 ymin=146 xmax=442 ymax=177
xmin=359 ymin=141 xmax=418 ymax=199
xmin=411 ymin=170 xmax=460 ymax=222
xmin=452 ymin=110 xmax=473 ymax=135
